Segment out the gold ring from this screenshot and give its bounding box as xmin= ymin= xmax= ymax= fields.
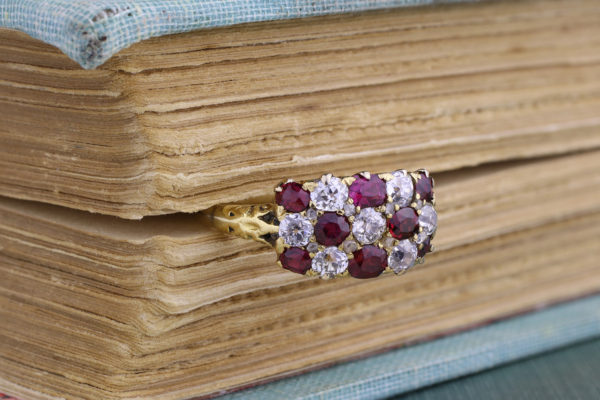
xmin=205 ymin=170 xmax=436 ymax=279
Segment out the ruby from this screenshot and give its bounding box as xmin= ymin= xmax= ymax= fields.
xmin=279 ymin=247 xmax=311 ymax=274
xmin=348 ymin=174 xmax=386 ymax=207
xmin=388 ymin=207 xmax=418 ymax=239
xmin=348 ymin=245 xmax=387 ymax=279
xmin=418 ymin=237 xmax=432 ymax=258
xmin=314 ymin=212 xmax=350 ymax=246
xmin=415 ymin=172 xmax=434 ymax=202
xmin=276 ymin=182 xmax=310 ymax=212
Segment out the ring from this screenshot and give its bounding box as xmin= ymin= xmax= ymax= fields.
xmin=206 ymin=170 xmax=436 ymax=279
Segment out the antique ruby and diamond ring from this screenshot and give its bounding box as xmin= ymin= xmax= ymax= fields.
xmin=206 ymin=170 xmax=436 ymax=279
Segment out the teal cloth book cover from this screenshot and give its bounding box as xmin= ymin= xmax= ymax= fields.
xmin=0 ymin=0 xmax=468 ymax=69
xmin=219 ymin=295 xmax=600 ymax=400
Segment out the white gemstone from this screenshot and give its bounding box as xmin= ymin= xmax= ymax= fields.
xmin=310 ymin=176 xmax=348 ymax=211
xmin=278 ymin=213 xmax=313 ymax=246
xmin=306 ymin=242 xmax=319 ymax=253
xmin=352 ymin=208 xmax=386 ymax=244
xmin=416 ymin=230 xmax=429 ymax=244
xmin=342 ymin=240 xmax=358 ymax=254
xmin=388 ymin=240 xmax=418 ymax=273
xmin=312 ymin=247 xmax=349 ymax=278
xmin=385 ymin=203 xmax=396 ymax=215
xmin=343 ymin=203 xmax=356 ymax=216
xmin=306 ymin=208 xmax=318 ymax=221
xmin=383 ymin=237 xmax=397 ymax=249
xmin=386 ymin=171 xmax=414 ymax=207
xmin=419 ymin=205 xmax=438 ymax=236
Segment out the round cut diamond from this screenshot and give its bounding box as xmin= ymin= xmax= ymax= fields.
xmin=385 ymin=203 xmax=396 ymax=216
xmin=279 ymin=247 xmax=311 ymax=274
xmin=279 ymin=213 xmax=313 ymax=246
xmin=275 ymin=182 xmax=310 ymax=212
xmin=382 ymin=237 xmax=397 ymax=249
xmin=311 ymin=176 xmax=348 ymax=211
xmin=306 ymin=242 xmax=319 ymax=253
xmin=342 ymin=240 xmax=358 ymax=254
xmin=419 ymin=205 xmax=437 ymax=236
xmin=386 ymin=170 xmax=414 ymax=207
xmin=306 ymin=208 xmax=318 ymax=221
xmin=348 ymin=173 xmax=386 ymax=207
xmin=416 ymin=230 xmax=429 ymax=244
xmin=314 ymin=212 xmax=351 ymax=246
xmin=312 ymin=247 xmax=349 ymax=278
xmin=413 ymin=199 xmax=424 ymax=210
xmin=388 ymin=240 xmax=418 ymax=273
xmin=348 ymin=245 xmax=388 ymax=279
xmin=352 ymin=208 xmax=386 ymax=244
xmin=343 ymin=203 xmax=356 ymax=216
xmin=388 ymin=207 xmax=419 ymax=239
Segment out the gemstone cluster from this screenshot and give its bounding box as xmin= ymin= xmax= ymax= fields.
xmin=275 ymin=170 xmax=436 ymax=279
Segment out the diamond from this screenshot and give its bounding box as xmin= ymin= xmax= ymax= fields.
xmin=348 ymin=173 xmax=387 ymax=207
xmin=279 ymin=247 xmax=311 ymax=274
xmin=415 ymin=171 xmax=434 ymax=202
xmin=413 ymin=199 xmax=424 ymax=210
xmin=388 ymin=207 xmax=419 ymax=240
xmin=386 ymin=170 xmax=414 ymax=207
xmin=306 ymin=208 xmax=318 ymax=221
xmin=342 ymin=240 xmax=358 ymax=254
xmin=352 ymin=208 xmax=386 ymax=244
xmin=382 ymin=237 xmax=397 ymax=249
xmin=348 ymin=245 xmax=388 ymax=279
xmin=419 ymin=205 xmax=437 ymax=236
xmin=312 ymin=247 xmax=349 ymax=278
xmin=275 ymin=182 xmax=310 ymax=212
xmin=385 ymin=203 xmax=396 ymax=216
xmin=311 ymin=175 xmax=348 ymax=211
xmin=416 ymin=230 xmax=428 ymax=244
xmin=343 ymin=203 xmax=356 ymax=216
xmin=278 ymin=213 xmax=313 ymax=246
xmin=314 ymin=212 xmax=351 ymax=246
xmin=388 ymin=240 xmax=418 ymax=273
xmin=306 ymin=242 xmax=319 ymax=253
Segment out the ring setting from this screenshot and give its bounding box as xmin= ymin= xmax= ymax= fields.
xmin=207 ymin=170 xmax=436 ymax=279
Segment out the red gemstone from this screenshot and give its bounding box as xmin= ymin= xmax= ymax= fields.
xmin=279 ymin=247 xmax=311 ymax=274
xmin=348 ymin=245 xmax=387 ymax=279
xmin=348 ymin=174 xmax=386 ymax=207
xmin=314 ymin=212 xmax=350 ymax=246
xmin=418 ymin=237 xmax=432 ymax=258
xmin=388 ymin=207 xmax=418 ymax=239
xmin=276 ymin=182 xmax=310 ymax=212
xmin=415 ymin=172 xmax=433 ymax=202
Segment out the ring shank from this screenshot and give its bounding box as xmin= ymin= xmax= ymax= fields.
xmin=205 ymin=204 xmax=280 ymax=246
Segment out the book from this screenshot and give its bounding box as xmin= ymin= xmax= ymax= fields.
xmin=0 ymin=0 xmax=599 ymax=399
xmin=0 ymin=151 xmax=599 ymax=399
xmin=0 ymin=0 xmax=599 ymax=218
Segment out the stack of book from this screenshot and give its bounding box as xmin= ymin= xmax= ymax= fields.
xmin=0 ymin=0 xmax=599 ymax=399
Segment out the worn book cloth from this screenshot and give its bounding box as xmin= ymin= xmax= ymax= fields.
xmin=0 ymin=0 xmax=468 ymax=69
xmin=219 ymin=295 xmax=600 ymax=400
